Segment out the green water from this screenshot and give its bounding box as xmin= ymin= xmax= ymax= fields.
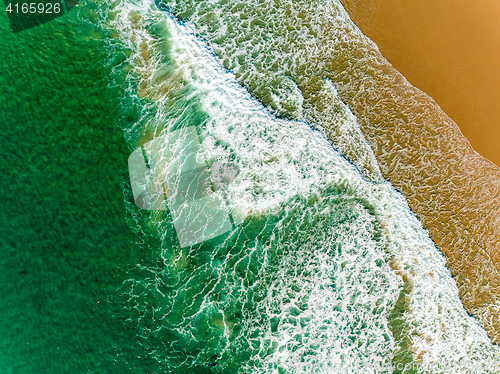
xmin=0 ymin=5 xmax=161 ymax=373
xmin=2 ymin=0 xmax=500 ymax=373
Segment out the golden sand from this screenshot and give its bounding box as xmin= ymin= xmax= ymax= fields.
xmin=340 ymin=0 xmax=500 ymax=167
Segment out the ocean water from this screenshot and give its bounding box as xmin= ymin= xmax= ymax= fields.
xmin=0 ymin=4 xmax=161 ymax=373
xmin=1 ymin=0 xmax=500 ymax=373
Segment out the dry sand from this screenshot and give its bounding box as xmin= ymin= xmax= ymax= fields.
xmin=340 ymin=0 xmax=500 ymax=167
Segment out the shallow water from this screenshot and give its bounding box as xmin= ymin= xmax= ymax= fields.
xmin=0 ymin=4 xmax=160 ymax=373
xmin=153 ymin=0 xmax=500 ymax=345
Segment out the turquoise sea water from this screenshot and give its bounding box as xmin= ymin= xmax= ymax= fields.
xmin=2 ymin=0 xmax=500 ymax=373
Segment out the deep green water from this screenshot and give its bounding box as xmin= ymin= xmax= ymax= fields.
xmin=0 ymin=5 xmax=164 ymax=373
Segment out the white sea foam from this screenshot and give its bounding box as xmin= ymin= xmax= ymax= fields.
xmin=106 ymin=1 xmax=500 ymax=373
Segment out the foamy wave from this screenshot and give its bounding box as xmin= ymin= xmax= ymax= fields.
xmin=104 ymin=1 xmax=500 ymax=373
xmin=154 ymin=0 xmax=500 ymax=346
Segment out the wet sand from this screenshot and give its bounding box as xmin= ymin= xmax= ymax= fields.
xmin=336 ymin=0 xmax=500 ymax=342
xmin=340 ymin=0 xmax=500 ymax=167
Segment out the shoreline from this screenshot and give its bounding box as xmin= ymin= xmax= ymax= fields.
xmin=335 ymin=0 xmax=500 ymax=342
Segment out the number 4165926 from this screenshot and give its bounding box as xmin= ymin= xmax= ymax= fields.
xmin=5 ymin=2 xmax=61 ymax=13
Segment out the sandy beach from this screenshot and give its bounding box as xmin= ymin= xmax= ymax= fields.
xmin=340 ymin=0 xmax=500 ymax=167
